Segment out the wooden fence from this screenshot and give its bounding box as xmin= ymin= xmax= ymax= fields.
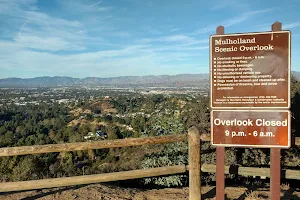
xmin=1 ymin=127 xmax=300 ymax=200
xmin=0 ymin=127 xmax=201 ymax=199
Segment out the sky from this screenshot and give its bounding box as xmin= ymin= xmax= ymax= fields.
xmin=0 ymin=0 xmax=300 ymax=78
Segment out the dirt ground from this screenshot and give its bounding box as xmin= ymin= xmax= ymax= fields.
xmin=1 ymin=183 xmax=300 ymax=200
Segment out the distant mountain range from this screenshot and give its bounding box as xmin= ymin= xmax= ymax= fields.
xmin=293 ymin=71 xmax=300 ymax=80
xmin=0 ymin=72 xmax=299 ymax=88
xmin=0 ymin=74 xmax=209 ymax=88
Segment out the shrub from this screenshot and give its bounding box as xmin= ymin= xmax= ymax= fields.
xmin=141 ymin=142 xmax=188 ymax=187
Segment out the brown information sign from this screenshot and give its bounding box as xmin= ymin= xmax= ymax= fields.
xmin=211 ymin=110 xmax=291 ymax=148
xmin=210 ymin=31 xmax=291 ymax=109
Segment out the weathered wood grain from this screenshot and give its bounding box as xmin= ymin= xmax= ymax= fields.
xmin=0 ymin=134 xmax=187 ymax=157
xmin=0 ymin=165 xmax=187 ymax=193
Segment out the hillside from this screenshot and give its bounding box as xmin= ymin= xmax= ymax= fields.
xmin=0 ymin=74 xmax=209 ymax=88
xmin=0 ymin=72 xmax=299 ymax=88
xmin=293 ymin=71 xmax=300 ymax=80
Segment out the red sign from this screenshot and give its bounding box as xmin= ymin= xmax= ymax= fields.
xmin=210 ymin=31 xmax=291 ymax=109
xmin=211 ymin=110 xmax=291 ymax=148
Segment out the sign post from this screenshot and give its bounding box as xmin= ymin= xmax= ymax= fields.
xmin=270 ymin=21 xmax=283 ymax=200
xmin=215 ymin=25 xmax=225 ymax=200
xmin=209 ymin=21 xmax=291 ymax=200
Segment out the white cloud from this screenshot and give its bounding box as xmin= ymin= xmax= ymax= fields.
xmin=283 ymin=22 xmax=300 ymax=29
xmin=152 ymin=45 xmax=208 ymax=52
xmin=163 ymin=35 xmax=194 ymax=42
xmin=194 ymin=8 xmax=273 ymax=35
xmin=64 ymin=45 xmax=151 ymax=62
xmin=139 ymin=34 xmax=207 ymax=46
xmin=110 ymin=31 xmax=132 ymax=38
xmin=211 ymin=0 xmax=249 ymax=10
xmin=3 ymin=0 xmax=291 ymax=78
xmin=143 ymin=26 xmax=162 ymax=35
xmin=16 ymin=21 xmax=87 ymax=51
xmin=0 ymin=0 xmax=91 ymax=52
xmin=0 ymin=39 xmax=203 ymax=78
xmin=243 ymin=21 xmax=300 ymax=32
xmin=25 ymin=11 xmax=81 ymax=27
xmin=0 ymin=0 xmax=38 ymax=16
xmin=0 ymin=40 xmax=23 ymax=53
xmin=170 ymin=28 xmax=179 ymax=32
xmin=60 ymin=0 xmax=112 ymax=13
xmin=0 ymin=0 xmax=80 ymax=28
xmin=87 ymin=0 xmax=102 ymax=8
xmin=14 ymin=35 xmax=85 ymax=51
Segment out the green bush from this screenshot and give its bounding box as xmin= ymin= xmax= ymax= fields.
xmin=141 ymin=142 xmax=188 ymax=187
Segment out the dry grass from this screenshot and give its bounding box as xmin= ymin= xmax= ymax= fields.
xmin=245 ymin=191 xmax=266 ymax=200
xmin=91 ymin=100 xmax=118 ymax=114
xmin=70 ymin=108 xmax=92 ymax=116
xmin=281 ymin=182 xmax=290 ymax=191
xmin=67 ymin=119 xmax=107 ymax=127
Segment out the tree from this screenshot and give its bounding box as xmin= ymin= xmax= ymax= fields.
xmin=0 ymin=126 xmax=6 ymax=135
xmin=107 ymin=126 xmax=118 ymax=140
xmin=86 ymin=113 xmax=93 ymax=120
xmin=151 ymin=94 xmax=165 ymax=104
xmin=139 ymin=117 xmax=146 ymax=132
xmin=11 ymin=157 xmax=38 ymax=181
xmin=2 ymin=131 xmax=14 ymax=146
xmin=181 ymin=96 xmax=210 ymax=133
xmin=78 ymin=125 xmax=89 ymax=136
xmin=69 ymin=133 xmax=82 ymax=143
xmin=130 ymin=117 xmax=137 ymax=130
xmin=103 ymin=115 xmax=113 ymax=123
xmin=291 ymin=75 xmax=300 ymax=137
xmin=59 ymin=152 xmax=77 ymax=176
xmin=48 ymin=129 xmax=56 ymax=140
xmin=291 ymin=75 xmax=300 ymax=98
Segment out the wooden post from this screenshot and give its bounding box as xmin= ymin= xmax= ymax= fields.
xmin=270 ymin=21 xmax=282 ymax=200
xmin=216 ymin=25 xmax=225 ymax=200
xmin=188 ymin=126 xmax=201 ymax=200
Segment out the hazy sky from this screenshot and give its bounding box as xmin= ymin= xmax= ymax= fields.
xmin=0 ymin=0 xmax=299 ymax=78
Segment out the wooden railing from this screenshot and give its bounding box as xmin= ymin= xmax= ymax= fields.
xmin=0 ymin=165 xmax=188 ymax=193
xmin=1 ymin=128 xmax=300 ymax=200
xmin=201 ymin=164 xmax=300 ymax=180
xmin=0 ymin=127 xmax=201 ymax=199
xmin=0 ymin=134 xmax=187 ymax=157
xmin=199 ymin=133 xmax=300 ymax=146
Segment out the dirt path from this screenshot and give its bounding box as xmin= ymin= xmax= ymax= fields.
xmin=1 ymin=183 xmax=300 ymax=200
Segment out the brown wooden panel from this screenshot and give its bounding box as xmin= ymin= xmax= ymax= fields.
xmin=211 ymin=110 xmax=291 ymax=148
xmin=210 ymin=31 xmax=291 ymax=109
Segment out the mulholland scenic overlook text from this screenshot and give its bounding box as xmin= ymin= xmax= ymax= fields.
xmin=213 ymin=37 xmax=276 ymax=53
